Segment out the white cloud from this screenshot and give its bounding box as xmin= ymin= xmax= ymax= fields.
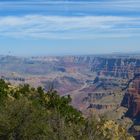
xmin=0 ymin=15 xmax=140 ymax=39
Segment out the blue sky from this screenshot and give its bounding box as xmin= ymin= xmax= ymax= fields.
xmin=0 ymin=0 xmax=140 ymax=56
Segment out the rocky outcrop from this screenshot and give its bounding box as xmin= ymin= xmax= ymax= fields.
xmin=83 ymin=92 xmax=114 ymax=102
xmin=88 ymin=104 xmax=118 ymax=110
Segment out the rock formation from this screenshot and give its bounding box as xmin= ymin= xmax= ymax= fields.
xmin=121 ymin=75 xmax=140 ymax=120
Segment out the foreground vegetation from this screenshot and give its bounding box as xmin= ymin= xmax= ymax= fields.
xmin=0 ymin=79 xmax=134 ymax=140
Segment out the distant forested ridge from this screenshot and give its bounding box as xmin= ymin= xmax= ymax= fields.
xmin=0 ymin=79 xmax=134 ymax=140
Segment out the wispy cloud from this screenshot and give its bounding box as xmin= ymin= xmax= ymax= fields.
xmin=0 ymin=15 xmax=140 ymax=39
xmin=0 ymin=0 xmax=139 ymax=39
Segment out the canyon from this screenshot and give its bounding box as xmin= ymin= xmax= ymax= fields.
xmin=1 ymin=54 xmax=140 ymax=136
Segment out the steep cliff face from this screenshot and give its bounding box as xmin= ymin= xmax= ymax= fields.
xmin=122 ymin=92 xmax=140 ymax=119
xmin=90 ymin=57 xmax=140 ymax=79
xmin=59 ymin=55 xmax=140 ymax=79
xmin=121 ymin=75 xmax=140 ymax=120
xmin=60 ymin=55 xmax=140 ymax=79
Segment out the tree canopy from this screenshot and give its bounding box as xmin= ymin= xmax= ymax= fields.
xmin=0 ymin=79 xmax=135 ymax=140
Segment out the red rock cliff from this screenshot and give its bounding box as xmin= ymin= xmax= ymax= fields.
xmin=121 ymin=77 xmax=140 ymax=119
